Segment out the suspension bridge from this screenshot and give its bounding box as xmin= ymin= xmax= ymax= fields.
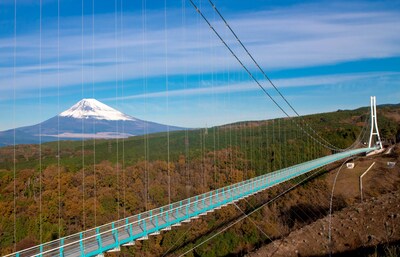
xmin=2 ymin=0 xmax=388 ymax=256
xmin=5 ymin=95 xmax=383 ymax=257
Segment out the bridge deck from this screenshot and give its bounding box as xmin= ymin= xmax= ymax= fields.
xmin=6 ymin=147 xmax=374 ymax=257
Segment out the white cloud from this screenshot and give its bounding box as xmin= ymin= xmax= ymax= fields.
xmin=101 ymin=72 xmax=400 ymax=100
xmin=0 ymin=2 xmax=399 ymax=96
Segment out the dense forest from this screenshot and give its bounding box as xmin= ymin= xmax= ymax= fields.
xmin=0 ymin=104 xmax=399 ymax=256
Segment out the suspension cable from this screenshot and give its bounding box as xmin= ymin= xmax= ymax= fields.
xmin=188 ymin=0 xmax=341 ymax=152
xmin=165 ymin=0 xmax=171 ymax=205
xmin=207 ymin=0 xmax=339 ymax=150
xmin=13 ymin=0 xmax=17 ymax=251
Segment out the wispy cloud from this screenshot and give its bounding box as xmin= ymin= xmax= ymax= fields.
xmin=0 ymin=1 xmax=399 ymax=97
xmin=1 ymin=1 xmax=399 ymax=131
xmin=102 ymin=72 xmax=400 ymax=101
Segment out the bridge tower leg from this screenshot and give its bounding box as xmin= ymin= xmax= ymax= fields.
xmin=368 ymin=96 xmax=383 ymax=149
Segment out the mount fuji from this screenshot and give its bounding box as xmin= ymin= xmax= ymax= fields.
xmin=0 ymin=99 xmax=185 ymax=146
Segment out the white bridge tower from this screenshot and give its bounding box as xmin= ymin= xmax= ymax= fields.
xmin=368 ymin=96 xmax=383 ymax=149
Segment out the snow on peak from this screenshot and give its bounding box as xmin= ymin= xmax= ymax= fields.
xmin=59 ymin=98 xmax=135 ymax=121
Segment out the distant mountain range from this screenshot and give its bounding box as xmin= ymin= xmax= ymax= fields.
xmin=0 ymin=99 xmax=185 ymax=146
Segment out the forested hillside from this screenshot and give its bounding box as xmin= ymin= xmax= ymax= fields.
xmin=0 ymin=104 xmax=399 ymax=256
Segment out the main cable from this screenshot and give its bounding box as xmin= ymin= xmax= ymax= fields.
xmin=188 ymin=0 xmax=340 ymax=152
xmin=207 ymin=0 xmax=339 ymax=151
xmin=188 ymin=0 xmax=290 ymax=118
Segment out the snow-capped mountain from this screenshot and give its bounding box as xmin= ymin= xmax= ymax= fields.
xmin=59 ymin=98 xmax=135 ymax=121
xmin=0 ymin=99 xmax=185 ymax=146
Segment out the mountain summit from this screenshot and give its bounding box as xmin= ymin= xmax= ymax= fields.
xmin=59 ymin=98 xmax=135 ymax=121
xmin=0 ymin=99 xmax=185 ymax=146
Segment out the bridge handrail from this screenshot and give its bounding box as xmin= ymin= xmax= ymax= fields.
xmin=5 ymin=147 xmax=375 ymax=257
xmin=8 ymin=150 xmax=336 ymax=256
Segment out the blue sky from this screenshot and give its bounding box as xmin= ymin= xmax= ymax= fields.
xmin=0 ymin=0 xmax=399 ymax=131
